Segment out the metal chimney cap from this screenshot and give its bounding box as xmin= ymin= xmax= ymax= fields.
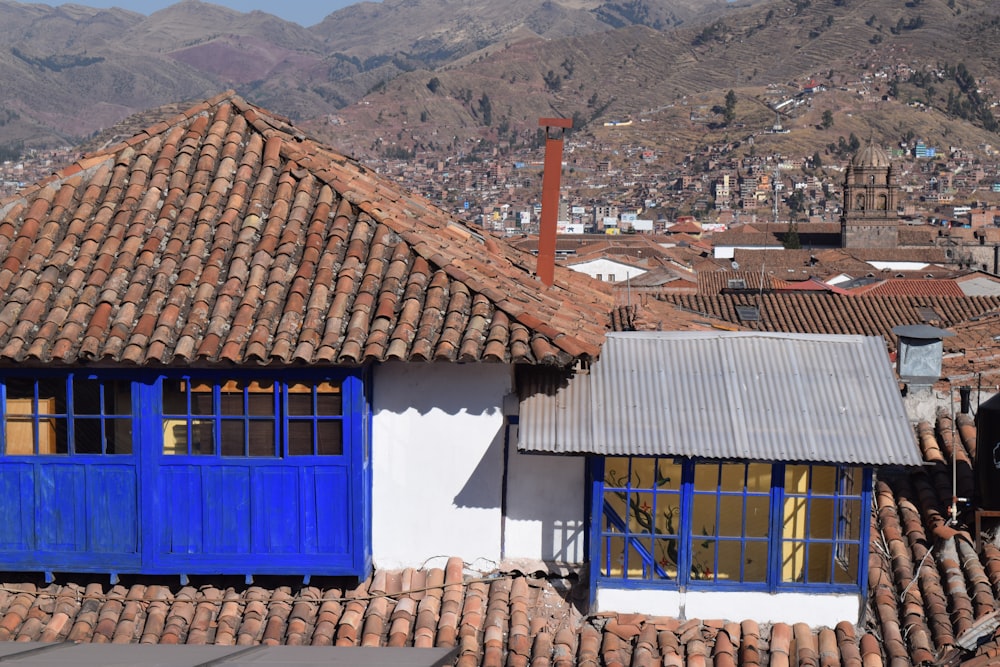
xmin=891 ymin=324 xmax=955 ymax=340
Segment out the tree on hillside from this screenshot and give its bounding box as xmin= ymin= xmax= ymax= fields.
xmin=478 ymin=93 xmax=493 ymax=126
xmin=724 ymin=90 xmax=737 ymax=125
xmin=821 ymin=110 xmax=834 ymax=129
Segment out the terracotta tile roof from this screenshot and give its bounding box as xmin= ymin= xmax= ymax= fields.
xmin=0 ymin=92 xmax=614 ymax=366
xmin=697 ymin=270 xmax=774 ymax=295
xmin=898 ymin=225 xmax=939 ymax=245
xmin=850 ymin=279 xmax=967 ymax=297
xmin=657 ymin=293 xmax=1000 ymax=348
xmin=846 ymin=247 xmax=952 ymax=263
xmin=2 ymin=412 xmax=999 ymax=667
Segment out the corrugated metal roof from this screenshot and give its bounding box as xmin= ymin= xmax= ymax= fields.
xmin=519 ymin=331 xmax=922 ymax=466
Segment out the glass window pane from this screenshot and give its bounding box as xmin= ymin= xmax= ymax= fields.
xmin=6 ymin=378 xmax=34 ymax=414
xmin=744 ymin=541 xmax=769 ymax=582
xmin=718 ymin=495 xmax=744 ymax=536
xmin=716 ymin=540 xmax=742 ymax=581
xmin=807 ymin=543 xmax=833 ymax=583
xmin=810 ymin=499 xmax=835 ymax=538
xmin=604 ymin=536 xmax=626 ymax=577
xmin=192 ymin=420 xmax=214 ymax=455
xmin=248 ymin=392 xmax=274 ymax=417
xmin=73 ymin=378 xmax=102 ymax=415
xmin=107 ymin=419 xmax=133 ymax=455
xmin=5 ymin=416 xmax=35 ymax=454
xmin=74 ymin=417 xmax=103 ymax=454
xmin=746 ymin=462 xmax=771 ymax=492
xmin=220 ymin=421 xmax=245 ymax=456
xmin=653 ymin=538 xmax=679 ymax=578
xmin=247 ymin=422 xmax=276 ymax=457
xmin=720 ymin=463 xmax=745 ymax=490
xmin=835 ymin=544 xmax=859 ymax=584
xmin=785 ymin=464 xmax=809 ymax=493
xmin=745 ymin=496 xmax=770 ymax=538
xmin=288 ymin=421 xmax=314 ymax=456
xmin=783 ymin=495 xmax=808 ymax=540
xmin=628 ymin=458 xmax=656 ymax=488
xmin=316 ymin=421 xmax=343 ymax=456
xmin=624 ymin=537 xmax=649 ymax=579
xmin=694 ymin=463 xmax=721 ymax=491
xmin=656 ymin=459 xmax=681 ymax=491
xmin=628 ymin=492 xmax=655 ymax=534
xmin=692 ymin=494 xmax=718 ymax=537
xmin=653 ymin=495 xmax=681 ymax=537
xmin=220 ymin=391 xmax=244 ymax=416
xmin=842 ymin=498 xmax=861 ymax=541
xmin=782 ymin=540 xmax=806 ymax=583
xmin=36 ymin=379 xmax=65 ymax=414
xmin=604 ymin=458 xmax=631 ymax=488
xmin=811 ymin=466 xmax=837 ymax=494
xmin=162 ymin=380 xmax=187 ymax=415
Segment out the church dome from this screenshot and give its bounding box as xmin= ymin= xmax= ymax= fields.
xmin=851 ymin=138 xmax=890 ymax=167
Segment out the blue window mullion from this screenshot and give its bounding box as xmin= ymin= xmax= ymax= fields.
xmin=65 ymin=375 xmax=75 ymax=455
xmin=740 ymin=466 xmax=749 ymax=582
xmin=678 ymin=460 xmax=694 ymax=588
xmin=768 ymin=462 xmax=785 ymax=594
xmin=858 ymin=467 xmax=874 ymax=592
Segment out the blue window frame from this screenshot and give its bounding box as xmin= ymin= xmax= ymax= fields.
xmin=0 ymin=369 xmax=371 ymax=578
xmin=161 ymin=378 xmax=345 ymax=457
xmin=0 ymin=375 xmax=133 ymax=456
xmin=593 ymin=457 xmax=871 ymax=594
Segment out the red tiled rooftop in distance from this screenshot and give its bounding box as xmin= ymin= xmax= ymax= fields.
xmin=658 ymin=293 xmax=1000 ymax=349
xmin=850 ymin=278 xmax=966 ymax=297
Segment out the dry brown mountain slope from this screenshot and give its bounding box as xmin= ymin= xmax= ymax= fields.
xmin=2 ymin=0 xmax=1000 ymax=153
xmin=319 ymin=0 xmax=1000 ymax=158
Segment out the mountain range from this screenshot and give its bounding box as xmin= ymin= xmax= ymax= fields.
xmin=1 ymin=0 xmax=1000 ymax=160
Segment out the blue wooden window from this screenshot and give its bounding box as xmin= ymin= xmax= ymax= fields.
xmin=161 ymin=379 xmax=344 ymax=457
xmin=595 ymin=457 xmax=871 ymax=593
xmin=0 ymin=370 xmax=370 ymax=578
xmin=0 ymin=375 xmax=132 ymax=455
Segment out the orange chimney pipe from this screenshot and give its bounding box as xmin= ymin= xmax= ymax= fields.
xmin=537 ymin=117 xmax=572 ymax=287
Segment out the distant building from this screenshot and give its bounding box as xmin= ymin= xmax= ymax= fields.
xmin=841 ymin=139 xmax=901 ymax=248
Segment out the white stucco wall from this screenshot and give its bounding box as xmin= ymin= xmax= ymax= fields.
xmin=504 ymin=426 xmax=586 ymax=565
xmin=597 ymin=586 xmax=861 ymax=626
xmin=371 ymin=363 xmax=586 ymax=571
xmin=567 ymin=258 xmax=647 ymax=282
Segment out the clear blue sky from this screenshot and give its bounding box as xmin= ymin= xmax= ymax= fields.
xmin=49 ymin=1 xmax=361 ymax=27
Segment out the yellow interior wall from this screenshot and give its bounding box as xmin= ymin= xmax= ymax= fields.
xmin=603 ymin=457 xmax=680 ymax=579
xmin=5 ymin=397 xmax=57 ymax=455
xmin=782 ymin=465 xmax=836 ymax=582
xmin=690 ymin=463 xmax=770 ymax=580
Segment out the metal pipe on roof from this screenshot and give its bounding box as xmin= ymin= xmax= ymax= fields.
xmin=537 ymin=118 xmax=572 ymax=287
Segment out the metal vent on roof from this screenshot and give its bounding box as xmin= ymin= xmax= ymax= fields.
xmin=727 ymin=278 xmax=748 ymax=289
xmin=735 ymin=305 xmax=760 ymax=321
xmin=917 ymin=307 xmax=942 ymax=322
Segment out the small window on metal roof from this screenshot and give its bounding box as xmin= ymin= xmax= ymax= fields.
xmin=727 ymin=278 xmax=748 ymax=289
xmin=917 ymin=307 xmax=942 ymax=322
xmin=735 ymin=305 xmax=760 ymax=322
